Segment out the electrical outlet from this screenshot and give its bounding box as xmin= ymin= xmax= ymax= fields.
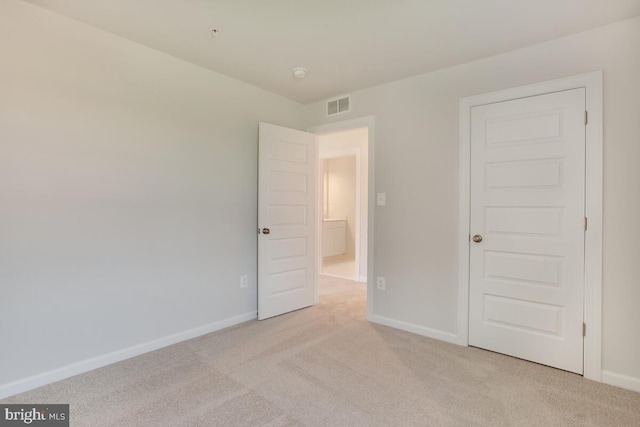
xmin=376 ymin=276 xmax=386 ymax=291
xmin=240 ymin=275 xmax=248 ymax=288
xmin=377 ymin=193 xmax=386 ymax=206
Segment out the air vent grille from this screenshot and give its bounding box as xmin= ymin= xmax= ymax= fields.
xmin=327 ymin=95 xmax=350 ymax=116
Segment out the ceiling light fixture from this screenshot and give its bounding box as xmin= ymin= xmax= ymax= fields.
xmin=292 ymin=67 xmax=308 ymax=79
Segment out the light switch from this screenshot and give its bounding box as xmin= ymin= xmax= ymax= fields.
xmin=377 ymin=192 xmax=386 ymax=206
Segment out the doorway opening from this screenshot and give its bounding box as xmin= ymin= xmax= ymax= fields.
xmin=308 ymin=116 xmax=374 ymax=320
xmin=315 ymin=127 xmax=368 ymax=301
xmin=320 ymin=154 xmax=357 ymax=279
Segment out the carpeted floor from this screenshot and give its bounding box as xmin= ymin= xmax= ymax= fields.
xmin=2 ymin=276 xmax=639 ymax=426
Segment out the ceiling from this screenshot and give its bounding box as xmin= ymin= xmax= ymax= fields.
xmin=24 ymin=0 xmax=640 ymax=104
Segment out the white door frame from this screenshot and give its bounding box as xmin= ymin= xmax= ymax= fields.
xmin=308 ymin=116 xmax=376 ymax=321
xmin=319 ymin=148 xmax=361 ymax=281
xmin=458 ymin=71 xmax=603 ymax=381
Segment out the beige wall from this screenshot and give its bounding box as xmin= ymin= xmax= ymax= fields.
xmin=304 ymin=17 xmax=640 ymax=384
xmin=0 ymin=0 xmax=303 ymax=392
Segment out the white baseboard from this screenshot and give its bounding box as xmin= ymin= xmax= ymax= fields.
xmin=0 ymin=311 xmax=257 ymax=400
xmin=601 ymin=370 xmax=640 ymax=393
xmin=371 ymin=314 xmax=459 ymax=345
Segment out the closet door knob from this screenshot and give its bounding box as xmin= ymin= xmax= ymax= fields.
xmin=472 ymin=234 xmax=483 ymax=243
xmin=262 ymin=228 xmax=271 ymax=235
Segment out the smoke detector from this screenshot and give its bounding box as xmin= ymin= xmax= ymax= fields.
xmin=292 ymin=67 xmax=308 ymax=79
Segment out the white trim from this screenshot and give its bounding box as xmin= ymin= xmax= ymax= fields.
xmin=583 ymin=73 xmax=604 ymax=382
xmin=371 ymin=315 xmax=459 ymax=344
xmin=601 ymin=370 xmax=640 ymax=394
xmin=458 ymin=99 xmax=472 ymax=347
xmin=308 ymin=116 xmax=375 ymax=321
xmin=314 ymin=137 xmax=322 ymax=305
xmin=0 ymin=311 xmax=257 ymax=400
xmin=458 ymin=71 xmax=603 ymax=380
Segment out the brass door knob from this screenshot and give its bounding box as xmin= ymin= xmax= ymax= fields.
xmin=262 ymin=228 xmax=271 ymax=235
xmin=472 ymin=234 xmax=483 ymax=243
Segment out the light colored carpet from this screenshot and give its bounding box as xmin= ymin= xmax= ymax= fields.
xmin=3 ymin=276 xmax=639 ymax=426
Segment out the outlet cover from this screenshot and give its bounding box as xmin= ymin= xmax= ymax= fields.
xmin=376 ymin=276 xmax=386 ymax=290
xmin=240 ymin=275 xmax=248 ymax=288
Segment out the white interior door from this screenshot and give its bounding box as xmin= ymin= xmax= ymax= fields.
xmin=258 ymin=122 xmax=317 ymax=320
xmin=469 ymin=89 xmax=586 ymax=374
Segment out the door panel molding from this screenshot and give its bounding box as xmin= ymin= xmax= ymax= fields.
xmin=458 ymin=71 xmax=603 ymax=381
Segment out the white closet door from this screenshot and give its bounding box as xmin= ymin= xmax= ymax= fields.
xmin=469 ymin=89 xmax=586 ymax=374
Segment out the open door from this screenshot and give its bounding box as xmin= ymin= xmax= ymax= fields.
xmin=258 ymin=122 xmax=317 ymax=320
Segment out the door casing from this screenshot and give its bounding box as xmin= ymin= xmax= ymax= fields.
xmin=458 ymin=71 xmax=603 ymax=381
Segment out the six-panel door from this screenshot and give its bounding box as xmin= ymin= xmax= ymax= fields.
xmin=258 ymin=123 xmax=317 ymax=320
xmin=469 ymin=89 xmax=586 ymax=374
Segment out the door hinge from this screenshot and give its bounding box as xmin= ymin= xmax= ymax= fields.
xmin=584 ymin=217 xmax=588 ymax=231
xmin=583 ymin=323 xmax=586 ymax=337
xmin=584 ymin=111 xmax=588 ymax=125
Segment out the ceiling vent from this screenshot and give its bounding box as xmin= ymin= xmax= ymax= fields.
xmin=327 ymin=95 xmax=350 ymax=116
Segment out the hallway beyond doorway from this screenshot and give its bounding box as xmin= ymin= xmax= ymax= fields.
xmin=322 ymin=256 xmax=357 ymax=281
